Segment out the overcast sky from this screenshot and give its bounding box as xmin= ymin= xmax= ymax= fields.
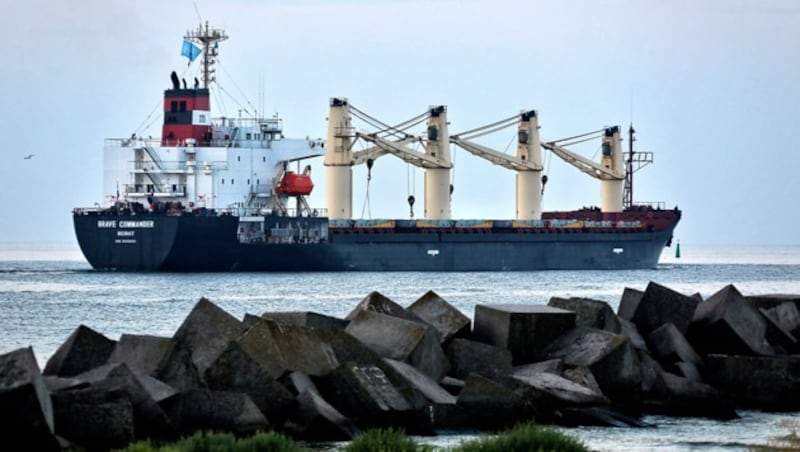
xmin=1 ymin=0 xmax=798 ymax=247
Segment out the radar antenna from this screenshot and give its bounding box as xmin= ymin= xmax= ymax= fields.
xmin=184 ymin=22 xmax=228 ymax=89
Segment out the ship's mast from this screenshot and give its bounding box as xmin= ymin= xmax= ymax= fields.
xmin=184 ymin=21 xmax=228 ymax=89
xmin=624 ymin=124 xmax=635 ymax=209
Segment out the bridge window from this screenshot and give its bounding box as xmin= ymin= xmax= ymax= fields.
xmin=170 ymin=101 xmax=178 ymax=112
xmin=179 ymin=101 xmax=187 ymax=112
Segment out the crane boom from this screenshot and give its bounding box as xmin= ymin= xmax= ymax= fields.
xmin=357 ymin=133 xmax=451 ymax=169
xmin=541 ymin=140 xmax=623 ymax=180
xmin=350 ymin=137 xmax=419 ymax=166
xmin=450 ymin=137 xmax=542 ymax=171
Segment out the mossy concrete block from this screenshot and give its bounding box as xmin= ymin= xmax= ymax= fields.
xmin=548 ymin=297 xmax=621 ymax=333
xmin=408 ymin=290 xmax=471 ymax=344
xmin=473 ymin=304 xmax=576 ymax=365
xmin=43 ymin=324 xmax=116 ymax=377
xmin=445 ymin=337 xmax=512 ymax=380
xmin=0 ymin=347 xmax=59 ymax=450
xmin=689 ymin=284 xmax=774 ymax=356
xmin=107 ymin=334 xmax=172 ymax=376
xmin=619 ymin=282 xmax=698 ymax=336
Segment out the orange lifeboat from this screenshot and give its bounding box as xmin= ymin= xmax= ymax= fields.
xmin=276 ymin=171 xmax=314 ymax=196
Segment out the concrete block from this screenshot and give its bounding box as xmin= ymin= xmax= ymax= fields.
xmin=542 ymin=326 xmax=642 ymax=399
xmin=646 ymin=322 xmax=704 ymax=369
xmin=512 ymin=359 xmax=564 ymax=379
xmin=408 ymin=290 xmax=471 ymax=344
xmin=261 ymin=311 xmax=349 ymax=331
xmin=647 ymin=371 xmax=738 ymax=419
xmin=153 ymin=343 xmax=204 ymax=391
xmin=618 ymin=318 xmax=648 ymax=352
xmin=70 ymin=362 xmax=177 ymax=441
xmin=315 ymin=362 xmax=411 ymax=425
xmin=689 ymin=284 xmax=774 ymax=356
xmin=548 ymin=297 xmax=621 ymax=333
xmin=168 ymin=297 xmax=246 ymax=377
xmin=746 ymin=294 xmax=800 ymax=310
xmin=473 ymin=304 xmax=576 ymax=365
xmin=159 ymin=388 xmax=268 ymax=436
xmin=0 ymin=347 xmax=59 ymax=450
xmin=291 ymin=388 xmax=360 ymax=441
xmin=43 ymin=324 xmax=116 ymax=377
xmin=52 ymin=386 xmax=135 ymax=450
xmin=617 ymin=287 xmax=643 ymax=320
xmin=675 ymin=361 xmax=703 ymax=382
xmin=345 ymin=290 xmax=424 ymax=324
xmin=345 ymin=310 xmax=449 ymax=380
xmin=759 ymin=307 xmax=799 ymax=354
xmin=205 ymin=341 xmax=296 ymax=424
xmin=513 ymin=372 xmax=609 ymax=406
xmin=382 ymin=358 xmax=456 ymax=405
xmin=703 ymin=354 xmax=800 ymax=411
xmin=445 ymin=338 xmax=512 ymax=380
xmin=619 ymin=282 xmax=698 ymax=336
xmin=107 ymin=334 xmax=171 ymax=376
xmin=456 ymin=373 xmax=527 ymax=430
xmin=765 ymin=301 xmax=800 ymax=338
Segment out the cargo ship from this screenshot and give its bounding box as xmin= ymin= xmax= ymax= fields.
xmin=72 ymin=22 xmax=680 ymax=272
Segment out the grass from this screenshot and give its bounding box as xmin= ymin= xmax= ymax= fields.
xmin=449 ymin=422 xmax=589 ymax=452
xmin=113 ymin=423 xmax=588 ymax=452
xmin=117 ymin=430 xmax=304 ymax=452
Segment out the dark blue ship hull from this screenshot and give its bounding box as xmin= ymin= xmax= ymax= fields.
xmin=73 ymin=210 xmax=679 ymax=272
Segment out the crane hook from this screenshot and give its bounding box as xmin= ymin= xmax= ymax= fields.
xmin=408 ymin=195 xmax=415 ymax=218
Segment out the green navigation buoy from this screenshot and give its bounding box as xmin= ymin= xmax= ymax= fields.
xmin=675 ymin=240 xmax=681 ymax=258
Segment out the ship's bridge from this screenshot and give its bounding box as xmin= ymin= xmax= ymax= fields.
xmin=209 ymin=116 xmax=284 ymax=148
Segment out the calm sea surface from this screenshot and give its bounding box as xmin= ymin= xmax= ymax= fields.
xmin=1 ymin=242 xmax=799 ymax=451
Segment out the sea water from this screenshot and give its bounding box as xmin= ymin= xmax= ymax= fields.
xmin=1 ymin=242 xmax=799 ymax=451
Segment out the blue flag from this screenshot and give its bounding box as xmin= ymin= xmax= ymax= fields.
xmin=181 ymin=39 xmax=201 ymax=65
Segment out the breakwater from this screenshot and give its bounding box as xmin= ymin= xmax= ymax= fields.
xmin=1 ymin=281 xmax=799 ymax=450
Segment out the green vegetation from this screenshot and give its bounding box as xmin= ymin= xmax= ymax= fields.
xmin=450 ymin=422 xmax=588 ymax=452
xmin=117 ymin=430 xmax=304 ymax=452
xmin=114 ymin=422 xmax=588 ymax=452
xmin=342 ymin=427 xmax=436 ymax=452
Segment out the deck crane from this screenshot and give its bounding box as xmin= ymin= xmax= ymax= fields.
xmin=450 ymin=111 xmax=544 ymax=219
xmin=325 ymin=98 xmax=453 ymax=220
xmin=541 ymin=127 xmax=626 ymax=212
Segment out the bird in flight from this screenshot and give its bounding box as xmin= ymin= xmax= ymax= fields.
xmin=24 ymin=154 xmax=35 ymax=160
